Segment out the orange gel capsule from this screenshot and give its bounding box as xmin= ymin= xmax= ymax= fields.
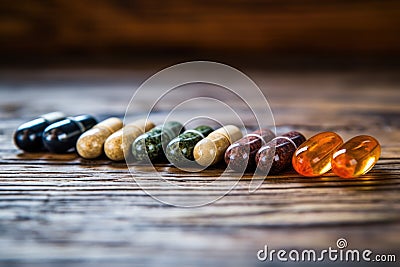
xmin=332 ymin=135 xmax=381 ymax=178
xmin=292 ymin=132 xmax=343 ymax=177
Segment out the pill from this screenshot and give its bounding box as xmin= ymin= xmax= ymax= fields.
xmin=104 ymin=119 xmax=155 ymax=161
xmin=194 ymin=125 xmax=242 ymax=167
xmin=132 ymin=121 xmax=184 ymax=162
xmin=76 ymin=117 xmax=123 ymax=159
xmin=42 ymin=115 xmax=97 ymax=153
xmin=224 ymin=129 xmax=275 ymax=172
xmin=14 ymin=112 xmax=66 ymax=152
xmin=165 ymin=125 xmax=214 ymax=168
xmin=255 ymin=131 xmax=306 ymax=175
xmin=292 ymin=131 xmax=343 ymax=177
xmin=331 ymin=135 xmax=381 ymax=178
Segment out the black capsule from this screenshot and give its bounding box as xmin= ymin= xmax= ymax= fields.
xmin=14 ymin=112 xmax=66 ymax=152
xmin=42 ymin=115 xmax=97 ymax=153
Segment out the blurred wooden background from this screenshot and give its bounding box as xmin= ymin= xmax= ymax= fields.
xmin=1 ymin=0 xmax=400 ymax=67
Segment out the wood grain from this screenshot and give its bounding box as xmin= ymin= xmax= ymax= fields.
xmin=0 ymin=70 xmax=399 ymax=266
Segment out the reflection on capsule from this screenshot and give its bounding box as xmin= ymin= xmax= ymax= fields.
xmin=292 ymin=132 xmax=343 ymax=177
xmin=14 ymin=112 xmax=66 ymax=152
xmin=332 ymin=135 xmax=381 ymax=178
xmin=42 ymin=115 xmax=97 ymax=153
xmin=256 ymin=131 xmax=306 ymax=175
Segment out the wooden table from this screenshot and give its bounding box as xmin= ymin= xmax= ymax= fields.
xmin=0 ymin=69 xmax=399 ymax=266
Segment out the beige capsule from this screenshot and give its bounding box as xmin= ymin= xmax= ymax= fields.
xmin=76 ymin=117 xmax=123 ymax=159
xmin=104 ymin=119 xmax=155 ymax=161
xmin=194 ymin=125 xmax=242 ymax=167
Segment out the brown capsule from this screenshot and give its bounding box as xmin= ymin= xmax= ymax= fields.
xmin=256 ymin=131 xmax=306 ymax=175
xmin=76 ymin=117 xmax=123 ymax=159
xmin=224 ymin=129 xmax=275 ymax=172
xmin=104 ymin=119 xmax=155 ymax=161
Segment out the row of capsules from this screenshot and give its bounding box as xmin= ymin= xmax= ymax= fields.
xmin=111 ymin=123 xmax=381 ymax=178
xmin=13 ymin=112 xmax=153 ymax=160
xmin=13 ymin=112 xmax=304 ymax=174
xmin=292 ymin=132 xmax=381 ymax=178
xmin=14 ymin=112 xmax=381 ymax=178
xmin=224 ymin=130 xmax=381 ymax=178
xmin=128 ymin=122 xmax=305 ymax=174
xmin=113 ymin=121 xmax=309 ymax=175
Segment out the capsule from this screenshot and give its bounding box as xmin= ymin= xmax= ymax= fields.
xmin=256 ymin=131 xmax=306 ymax=175
xmin=292 ymin=131 xmax=343 ymax=177
xmin=14 ymin=112 xmax=66 ymax=152
xmin=42 ymin=115 xmax=97 ymax=153
xmin=166 ymin=125 xmax=214 ymax=168
xmin=104 ymin=119 xmax=155 ymax=161
xmin=76 ymin=117 xmax=123 ymax=159
xmin=332 ymin=135 xmax=381 ymax=178
xmin=194 ymin=125 xmax=242 ymax=167
xmin=224 ymin=129 xmax=275 ymax=172
xmin=132 ymin=121 xmax=184 ymax=162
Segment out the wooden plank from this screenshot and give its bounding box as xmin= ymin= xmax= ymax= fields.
xmin=0 ymin=70 xmax=399 ymax=266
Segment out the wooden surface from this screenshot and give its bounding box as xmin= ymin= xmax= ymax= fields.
xmin=1 ymin=0 xmax=400 ymax=65
xmin=0 ymin=69 xmax=399 ymax=266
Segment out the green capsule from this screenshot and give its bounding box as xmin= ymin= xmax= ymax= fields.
xmin=166 ymin=126 xmax=214 ymax=168
xmin=132 ymin=121 xmax=184 ymax=162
